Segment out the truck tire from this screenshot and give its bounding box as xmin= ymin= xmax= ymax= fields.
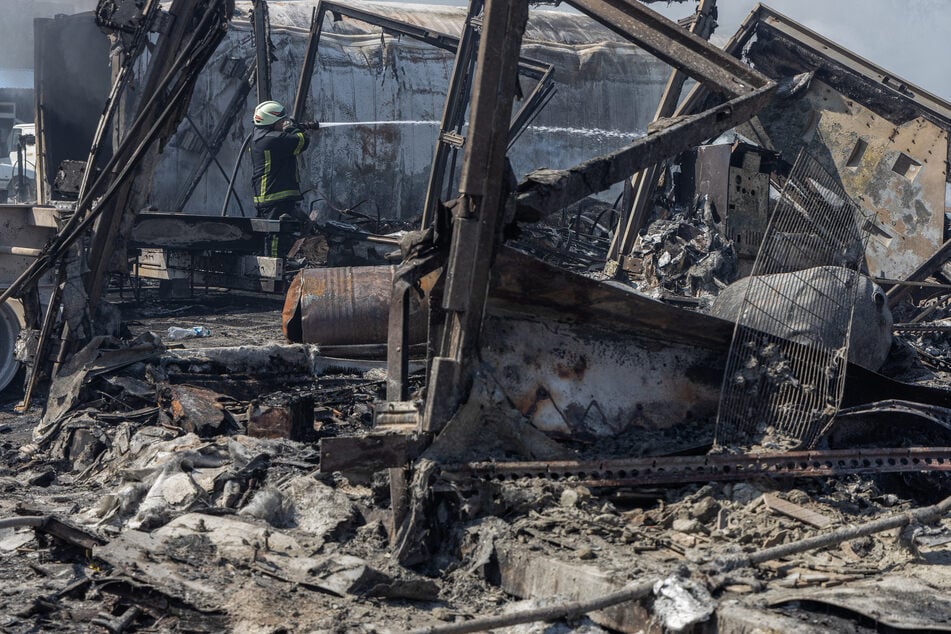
xmin=0 ymin=300 xmax=23 ymax=392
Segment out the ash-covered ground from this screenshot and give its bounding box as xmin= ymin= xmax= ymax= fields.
xmin=1 ymin=287 xmax=951 ymax=633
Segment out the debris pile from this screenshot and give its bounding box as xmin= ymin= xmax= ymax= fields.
xmin=628 ymin=206 xmax=738 ymax=298
xmin=3 ymin=386 xmax=951 ymax=632
xmin=2 ymin=0 xmax=951 ymax=632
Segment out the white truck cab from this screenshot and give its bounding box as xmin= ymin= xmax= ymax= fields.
xmin=0 ymin=123 xmax=37 ymax=203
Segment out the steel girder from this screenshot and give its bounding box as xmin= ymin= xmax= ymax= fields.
xmin=514 ymin=0 xmax=776 ymax=219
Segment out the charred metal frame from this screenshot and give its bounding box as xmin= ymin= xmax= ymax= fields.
xmin=251 ymin=0 xmax=272 ymax=103
xmin=514 ymin=0 xmax=775 ymax=220
xmin=0 ymin=1 xmax=231 ymax=307
xmin=605 ymin=6 xmax=771 ymax=269
xmin=605 ymin=0 xmax=717 ymax=273
xmin=86 ymin=0 xmax=229 ymax=309
xmin=288 ymin=0 xmax=555 ymax=229
xmin=289 ymin=0 xmax=555 ymax=413
xmin=292 ymin=6 xmax=320 ymax=122
xmin=405 ymin=0 xmax=776 ymax=436
xmin=387 ymin=263 xmax=441 ymax=403
xmin=78 ymin=0 xmax=163 ymax=206
xmin=569 ymin=0 xmax=762 ymax=93
xmin=420 ymin=0 xmax=530 ymax=432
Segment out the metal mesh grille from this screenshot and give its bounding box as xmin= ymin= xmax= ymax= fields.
xmin=715 ymin=151 xmax=872 ymax=449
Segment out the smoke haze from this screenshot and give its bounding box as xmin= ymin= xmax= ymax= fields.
xmin=0 ymin=0 xmax=98 ymax=68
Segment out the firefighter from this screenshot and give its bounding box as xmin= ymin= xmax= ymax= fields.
xmin=250 ymin=100 xmax=317 ymax=222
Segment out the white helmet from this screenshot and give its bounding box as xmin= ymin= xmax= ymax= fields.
xmin=253 ymin=100 xmax=287 ymax=127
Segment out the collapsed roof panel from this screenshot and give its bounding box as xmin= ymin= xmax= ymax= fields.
xmin=732 ymin=5 xmax=951 ymax=281
xmin=748 ymin=5 xmax=951 ymax=132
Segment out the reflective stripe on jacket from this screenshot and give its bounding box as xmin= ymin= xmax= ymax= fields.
xmin=251 ymin=126 xmax=310 ymax=206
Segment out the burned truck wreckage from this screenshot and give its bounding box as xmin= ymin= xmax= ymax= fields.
xmin=2 ymin=0 xmax=951 ymax=631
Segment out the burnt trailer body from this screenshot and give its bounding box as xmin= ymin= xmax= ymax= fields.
xmin=730 ymin=6 xmax=951 ymax=282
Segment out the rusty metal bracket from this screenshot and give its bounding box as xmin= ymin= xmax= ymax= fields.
xmin=385 ymin=229 xmax=446 ymax=403
xmin=439 ymin=131 xmax=466 ymax=149
xmin=320 ymin=431 xmax=431 ymax=475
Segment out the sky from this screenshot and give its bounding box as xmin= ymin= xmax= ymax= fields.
xmin=4 ymin=1 xmax=948 ymax=101
xmin=652 ymin=0 xmax=951 ymax=101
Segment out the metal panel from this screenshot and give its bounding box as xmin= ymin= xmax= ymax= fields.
xmin=716 ymin=5 xmax=951 ymax=281
xmin=480 ymin=314 xmax=725 ymax=437
xmin=679 ymin=142 xmax=774 ymax=262
xmin=0 ymin=205 xmax=58 ymax=285
xmin=477 ymin=249 xmax=732 ymax=438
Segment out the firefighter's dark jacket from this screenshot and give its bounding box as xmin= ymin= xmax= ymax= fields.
xmin=251 ymin=125 xmax=310 ymax=207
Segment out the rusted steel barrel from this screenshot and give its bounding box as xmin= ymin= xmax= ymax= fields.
xmin=282 ymin=266 xmax=430 ymax=345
